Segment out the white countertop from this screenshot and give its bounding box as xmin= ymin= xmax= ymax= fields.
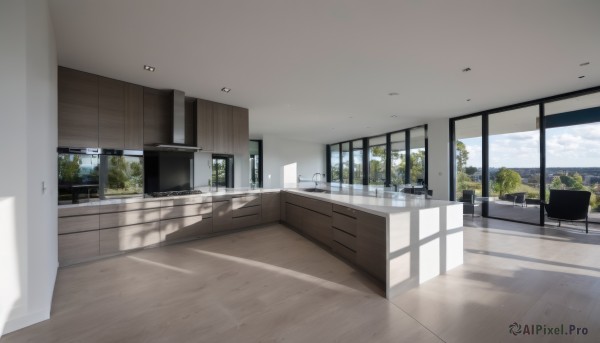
xmin=284 ymin=188 xmax=460 ymax=217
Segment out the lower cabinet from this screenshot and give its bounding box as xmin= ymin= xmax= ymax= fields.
xmin=261 ymin=192 xmax=280 ymax=223
xmin=212 ymin=199 xmax=233 ymax=232
xmin=160 ymin=215 xmax=212 ymax=243
xmin=356 ymin=211 xmax=386 ymax=282
xmin=58 ymin=230 xmax=100 ymax=265
xmin=99 ymin=222 xmax=161 ymax=255
xmin=303 ymin=210 xmax=332 ymax=247
xmin=285 ymin=203 xmax=304 ymax=231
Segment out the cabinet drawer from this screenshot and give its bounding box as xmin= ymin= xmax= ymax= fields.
xmin=332 ymin=212 xmax=357 ymax=236
xmin=295 ymin=195 xmax=332 ymax=217
xmin=232 ymin=205 xmax=260 ymax=218
xmin=59 ymin=231 xmax=100 ymax=266
xmin=99 ymin=201 xmax=161 ymax=213
xmin=232 ymin=214 xmax=261 ymax=229
xmin=261 ymin=192 xmax=281 ymax=223
xmin=58 ymin=205 xmax=99 ymax=217
xmin=232 ymin=194 xmax=261 ymax=210
xmin=160 ymin=196 xmax=212 ymax=207
xmin=161 ymin=203 xmax=212 ymax=220
xmin=332 ymin=204 xmax=358 ymax=218
xmin=333 ymin=228 xmax=356 ymax=251
xmin=58 ymin=214 xmax=99 ymax=234
xmin=303 ymin=209 xmax=332 ymax=247
xmin=99 ymin=222 xmax=161 ymax=254
xmin=99 ymin=208 xmax=160 ymax=229
xmin=332 ymin=241 xmax=356 ymax=262
xmin=160 ymin=215 xmax=212 ymax=242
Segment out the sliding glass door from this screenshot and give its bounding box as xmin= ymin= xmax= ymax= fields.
xmin=454 ymin=116 xmax=483 ymax=199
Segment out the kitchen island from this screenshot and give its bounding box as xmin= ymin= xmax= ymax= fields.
xmin=281 ymin=189 xmax=463 ymax=299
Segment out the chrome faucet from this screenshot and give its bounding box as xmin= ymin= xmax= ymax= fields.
xmin=312 ymin=172 xmax=322 ymax=188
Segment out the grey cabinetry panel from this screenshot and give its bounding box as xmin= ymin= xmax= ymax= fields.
xmin=285 ymin=203 xmax=304 ymax=231
xmin=98 ymin=77 xmax=125 ymax=149
xmin=356 ymin=211 xmax=386 ymax=282
xmin=99 ymin=208 xmax=160 ymax=229
xmin=160 ymin=215 xmax=212 ymax=243
xmin=213 ymin=102 xmax=233 ymax=154
xmin=58 ymin=215 xmax=99 ymax=234
xmin=303 ymin=210 xmax=332 ymax=247
xmin=232 ymin=194 xmax=261 ymax=210
xmin=161 ymin=203 xmax=212 ymax=220
xmin=332 ymin=211 xmax=357 ymax=236
xmin=99 ymin=222 xmax=161 ymax=254
xmin=58 ymin=67 xmax=99 ymax=147
xmin=59 ymin=231 xmax=100 ymax=265
xmin=196 ymin=99 xmax=214 ymax=151
xmin=261 ymin=192 xmax=281 ymax=223
xmin=124 ymin=83 xmax=144 ymax=149
xmin=143 ymin=88 xmax=171 ymax=145
xmin=232 ymin=106 xmax=249 ymax=156
xmin=212 ymin=199 xmax=233 ymax=232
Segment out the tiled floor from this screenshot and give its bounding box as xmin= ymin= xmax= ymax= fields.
xmin=3 ymin=219 xmax=600 ymax=342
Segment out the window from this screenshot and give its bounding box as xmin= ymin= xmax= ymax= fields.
xmin=341 ymin=142 xmax=350 ymax=184
xmin=212 ymin=155 xmax=233 ymax=189
xmin=368 ymin=136 xmax=387 ymax=185
xmin=409 ymin=127 xmax=426 ymax=184
xmin=249 ymin=140 xmax=262 ymax=187
xmin=454 ymin=116 xmax=482 ymax=197
xmin=352 ymin=139 xmax=364 ymax=184
xmin=390 ymin=132 xmax=406 ymax=185
xmin=330 ymin=144 xmax=341 ymax=184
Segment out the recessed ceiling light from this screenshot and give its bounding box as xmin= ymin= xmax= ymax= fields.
xmin=578 ymin=76 xmax=585 ymax=79
xmin=462 ymin=67 xmax=472 ymax=73
xmin=221 ymin=87 xmax=231 ymax=93
xmin=143 ymin=65 xmax=156 ymax=72
xmin=388 ymin=92 xmax=399 ymax=96
xmin=466 ymin=99 xmax=471 ymax=102
xmin=580 ymin=62 xmax=590 ymax=66
xmin=390 ymin=115 xmax=398 ymax=118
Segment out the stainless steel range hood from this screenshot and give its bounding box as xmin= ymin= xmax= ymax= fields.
xmin=154 ymin=90 xmax=201 ymax=152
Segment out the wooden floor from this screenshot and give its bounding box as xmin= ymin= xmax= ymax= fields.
xmin=3 ymin=219 xmax=600 ymax=343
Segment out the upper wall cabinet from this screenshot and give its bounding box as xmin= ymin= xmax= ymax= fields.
xmin=59 ymin=67 xmax=144 ymax=149
xmin=143 ymin=88 xmax=171 ymax=145
xmin=232 ymin=106 xmax=249 ymax=156
xmin=197 ymin=99 xmax=214 ymax=152
xmin=213 ymin=102 xmax=233 ymax=154
xmin=58 ymin=67 xmax=99 ymax=148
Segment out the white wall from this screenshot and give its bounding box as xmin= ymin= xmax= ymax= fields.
xmin=427 ymin=118 xmax=450 ymax=200
xmin=262 ymin=135 xmax=326 ymax=188
xmin=0 ymin=0 xmax=58 ymax=335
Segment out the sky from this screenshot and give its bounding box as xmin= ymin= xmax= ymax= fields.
xmin=460 ymin=122 xmax=600 ymax=168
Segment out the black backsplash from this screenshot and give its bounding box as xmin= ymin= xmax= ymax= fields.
xmin=144 ymin=151 xmax=194 ymax=193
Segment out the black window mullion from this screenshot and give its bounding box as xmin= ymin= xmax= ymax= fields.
xmin=482 ymin=113 xmax=489 ymax=217
xmin=363 ymin=138 xmax=369 ymax=185
xmin=405 ymin=129 xmax=411 ymax=185
xmin=349 ymin=141 xmax=354 ymax=185
xmin=338 ymin=143 xmax=343 ymax=184
xmin=326 ymin=145 xmax=331 ymax=183
xmin=424 ymin=125 xmax=429 ymax=186
xmin=385 ymin=133 xmax=391 ymax=187
xmin=539 ymin=104 xmax=546 ymax=226
xmin=449 ymin=119 xmax=456 ymax=201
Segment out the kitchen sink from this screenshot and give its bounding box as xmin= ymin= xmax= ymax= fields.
xmin=302 ymin=188 xmax=331 ymax=193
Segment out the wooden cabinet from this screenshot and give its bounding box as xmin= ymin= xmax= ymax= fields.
xmin=98 ymin=77 xmax=125 ymax=148
xmin=99 ymin=208 xmax=160 ymax=229
xmin=124 ymin=83 xmax=144 ymax=149
xmin=356 ymin=211 xmax=386 ymax=282
xmin=261 ymin=192 xmax=281 ymax=223
xmin=196 ymin=99 xmax=214 ymax=151
xmin=213 ymin=102 xmax=233 ymax=154
xmin=143 ymin=88 xmax=171 ymax=145
xmin=99 ymin=222 xmax=161 ymax=254
xmin=285 ymin=203 xmax=304 ymax=231
xmin=58 ymin=214 xmax=99 ymax=234
xmin=212 ymin=198 xmax=233 ymax=232
xmin=160 ymin=203 xmax=212 ymax=220
xmin=232 ymin=106 xmax=249 ymax=155
xmin=303 ymin=210 xmax=332 ymax=247
xmin=58 ymin=67 xmax=99 ymax=147
xmin=58 ymin=231 xmax=100 ymax=265
xmin=160 ymin=215 xmax=212 ymax=243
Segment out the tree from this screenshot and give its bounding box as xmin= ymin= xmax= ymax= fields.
xmin=465 ymin=166 xmax=478 ymax=176
xmin=58 ymin=155 xmax=81 ymax=183
xmin=550 ymin=176 xmax=563 ymax=189
xmin=492 ymin=167 xmax=521 ymax=197
xmin=456 ymin=141 xmax=469 ymax=173
xmin=409 ymin=150 xmax=425 ymax=183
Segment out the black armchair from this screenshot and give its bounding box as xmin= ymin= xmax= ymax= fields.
xmin=543 ymin=190 xmax=591 ymax=233
xmin=506 ymin=192 xmax=527 ymax=207
xmin=459 ymin=190 xmax=477 ymax=216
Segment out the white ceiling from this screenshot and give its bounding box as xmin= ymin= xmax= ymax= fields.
xmin=49 ymin=0 xmax=600 ymax=144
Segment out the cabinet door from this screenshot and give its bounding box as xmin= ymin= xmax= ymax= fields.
xmin=124 ymin=83 xmax=144 ymax=149
xmin=196 ymin=99 xmax=214 ymax=151
xmin=212 ymin=200 xmax=233 ymax=232
xmin=59 ymin=231 xmax=100 ymax=266
xmin=356 ymin=211 xmax=386 ymax=282
xmin=58 ymin=67 xmax=99 ymax=147
xmin=99 ymin=77 xmax=125 ymax=149
xmin=160 ymin=215 xmax=212 ymax=243
xmin=143 ymin=88 xmax=171 ymax=145
xmin=304 ymin=210 xmax=332 ymax=247
xmin=213 ymin=102 xmax=233 ymax=154
xmin=99 ymin=222 xmax=161 ymax=254
xmin=261 ymin=192 xmax=281 ymax=223
xmin=232 ymin=106 xmax=249 ymax=156
xmin=285 ymin=203 xmax=304 ymax=231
